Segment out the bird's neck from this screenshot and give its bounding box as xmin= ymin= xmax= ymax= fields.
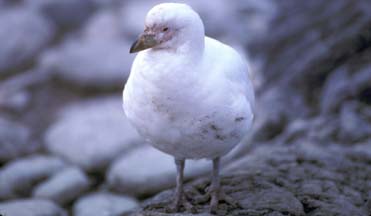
xmin=148 ymin=35 xmax=205 ymax=68
xmin=176 ymin=38 xmax=204 ymax=60
xmin=175 ymin=22 xmax=205 ymax=60
xmin=140 ymin=37 xmax=205 ymax=92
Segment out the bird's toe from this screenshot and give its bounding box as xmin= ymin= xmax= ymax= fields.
xmin=166 ymin=196 xmax=197 ymax=213
xmin=202 ymin=187 xmax=241 ymax=213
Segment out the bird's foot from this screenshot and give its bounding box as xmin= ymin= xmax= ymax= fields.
xmin=193 ymin=185 xmax=240 ymax=213
xmin=209 ymin=187 xmax=239 ymax=213
xmin=165 ymin=193 xmax=197 ymax=213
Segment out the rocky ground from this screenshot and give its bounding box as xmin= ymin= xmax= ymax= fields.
xmin=0 ymin=0 xmax=370 ymax=216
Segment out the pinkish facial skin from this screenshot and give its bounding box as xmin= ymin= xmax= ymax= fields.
xmin=144 ymin=24 xmax=176 ymax=45
xmin=130 ymin=24 xmax=177 ymax=53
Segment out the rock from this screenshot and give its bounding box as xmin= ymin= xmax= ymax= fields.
xmin=32 ymin=167 xmax=90 ymax=205
xmin=0 ymin=69 xmax=48 ymax=112
xmin=367 ymin=191 xmax=371 ymax=215
xmin=352 ymin=143 xmax=371 ymax=157
xmin=0 ymin=199 xmax=66 ymax=216
xmin=0 ymin=117 xmax=32 ymax=163
xmin=90 ymin=0 xmax=121 ymax=8
xmin=45 ymin=96 xmax=142 ymax=172
xmin=136 ymin=143 xmax=370 ymax=215
xmin=107 ymin=145 xmax=210 ymax=197
xmin=0 ymin=8 xmax=55 ymax=75
xmin=229 ymin=0 xmax=277 ymax=44
xmin=73 ymin=192 xmax=138 ymax=216
xmin=24 ymin=0 xmax=96 ymax=29
xmin=40 ymin=10 xmax=134 ymax=89
xmin=240 ymin=0 xmax=371 ymax=151
xmin=320 ymin=67 xmax=351 ymax=114
xmin=40 ymin=39 xmax=133 ymax=89
xmin=0 ymin=90 xmax=30 ymax=111
xmin=0 ymin=0 xmax=22 ymax=7
xmin=338 ymin=102 xmax=371 ymax=143
xmin=251 ymin=86 xmax=309 ymax=142
xmin=236 ymin=183 xmax=304 ymax=216
xmin=351 ymin=61 xmax=371 ymax=105
xmin=248 ymin=0 xmax=371 ymax=123
xmin=83 ymin=10 xmax=123 ymax=41
xmin=0 ymin=155 xmax=67 ymax=200
xmin=321 ymin=60 xmax=371 ymax=114
xmin=275 ymin=118 xmax=309 ymax=144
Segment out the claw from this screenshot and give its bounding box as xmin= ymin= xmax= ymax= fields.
xmin=192 ymin=184 xmax=240 ymax=213
xmin=166 ymin=195 xmax=196 ymax=213
xmin=210 ymin=188 xmax=240 ymax=213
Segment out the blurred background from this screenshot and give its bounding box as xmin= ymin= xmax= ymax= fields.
xmin=0 ymin=0 xmax=370 ymax=215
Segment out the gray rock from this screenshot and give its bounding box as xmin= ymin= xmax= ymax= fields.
xmin=0 ymin=0 xmax=23 ymax=7
xmin=338 ymin=102 xmax=371 ymax=143
xmin=41 ymin=40 xmax=133 ymax=88
xmin=136 ymin=143 xmax=370 ymax=215
xmin=73 ymin=192 xmax=138 ymax=216
xmin=0 ymin=90 xmax=30 ymax=111
xmin=45 ymin=96 xmax=142 ymax=172
xmin=237 ymin=184 xmax=304 ymax=216
xmin=40 ymin=10 xmax=134 ymax=89
xmin=0 ymin=199 xmax=66 ymax=216
xmin=321 ymin=62 xmax=371 ymax=114
xmin=352 ymin=143 xmax=371 ymax=158
xmin=0 ymin=117 xmax=32 ymax=163
xmin=83 ymin=10 xmax=123 ymax=41
xmin=251 ymin=86 xmax=309 ymax=143
xmin=32 ymin=167 xmax=90 ymax=205
xmin=351 ymin=63 xmax=371 ymax=103
xmin=0 ymin=69 xmax=47 ymax=112
xmin=229 ymin=0 xmax=277 ymax=42
xmin=320 ymin=67 xmax=350 ymax=114
xmin=242 ymin=0 xmax=371 ymax=150
xmin=107 ymin=145 xmax=210 ymax=197
xmin=273 ymin=101 xmax=371 ymax=146
xmin=248 ymin=0 xmax=371 ymax=122
xmin=0 ymin=8 xmax=55 ymax=75
xmin=0 ymin=155 xmax=67 ymax=199
xmin=24 ymin=0 xmax=96 ymax=29
xmin=91 ymin=0 xmax=121 ymax=8
xmin=275 ymin=118 xmax=309 ymax=144
xmin=366 ymin=191 xmax=371 ymax=215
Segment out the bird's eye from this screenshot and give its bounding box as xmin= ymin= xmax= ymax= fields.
xmin=162 ymin=27 xmax=169 ymax=32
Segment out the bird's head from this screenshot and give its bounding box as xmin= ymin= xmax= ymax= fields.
xmin=129 ymin=3 xmax=204 ymax=53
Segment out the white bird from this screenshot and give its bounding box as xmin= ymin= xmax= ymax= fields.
xmin=123 ymin=3 xmax=255 ymax=213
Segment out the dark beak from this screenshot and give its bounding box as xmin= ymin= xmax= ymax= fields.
xmin=129 ymin=33 xmax=158 ymax=53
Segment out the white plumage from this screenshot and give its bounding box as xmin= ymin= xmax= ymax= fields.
xmin=123 ymin=3 xmax=255 ymax=212
xmin=123 ymin=3 xmax=254 ymax=160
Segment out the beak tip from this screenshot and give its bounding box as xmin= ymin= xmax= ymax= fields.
xmin=129 ymin=43 xmax=138 ymax=54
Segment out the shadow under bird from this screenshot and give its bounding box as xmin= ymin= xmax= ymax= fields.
xmin=123 ymin=2 xmax=255 ymax=213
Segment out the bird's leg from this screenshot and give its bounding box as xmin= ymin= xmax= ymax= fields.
xmin=168 ymin=158 xmax=196 ymax=213
xmin=172 ymin=158 xmax=185 ymax=211
xmin=209 ymin=157 xmax=240 ymax=213
xmin=209 ymin=157 xmax=221 ymax=212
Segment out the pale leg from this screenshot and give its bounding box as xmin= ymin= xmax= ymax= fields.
xmin=173 ymin=158 xmax=185 ymax=211
xmin=209 ymin=157 xmax=239 ymax=213
xmin=210 ymin=157 xmax=221 ymax=212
